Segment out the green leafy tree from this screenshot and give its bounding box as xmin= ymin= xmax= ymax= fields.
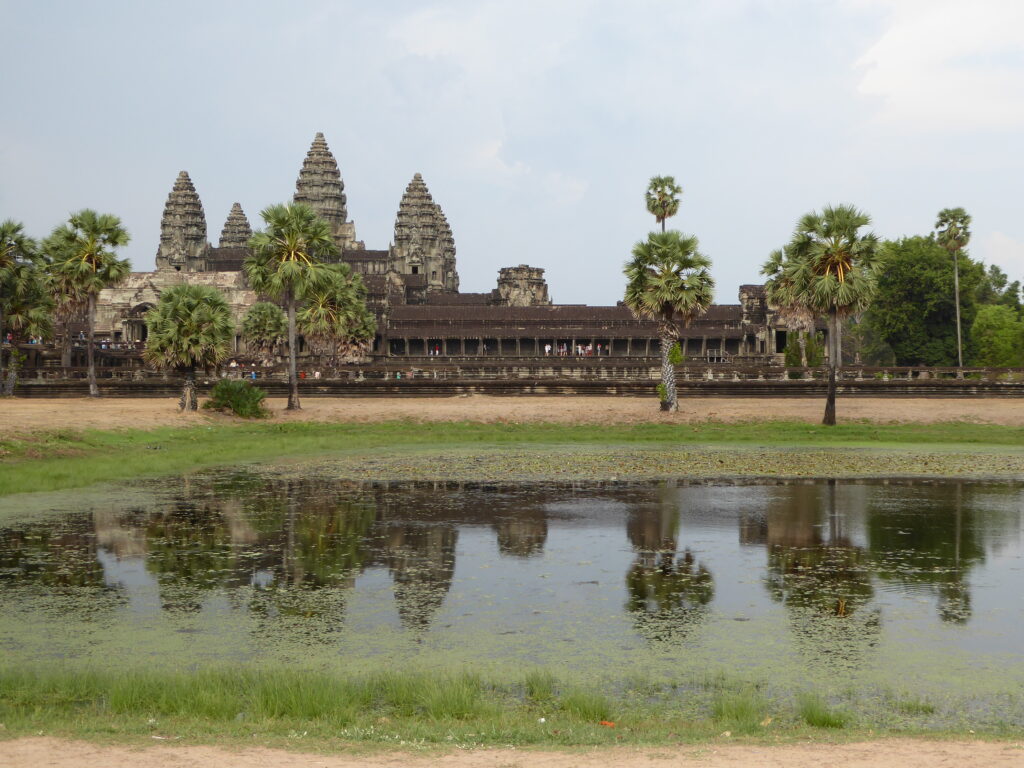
xmin=969 ymin=304 xmax=1024 ymax=367
xmin=859 ymin=236 xmax=983 ymax=366
xmin=935 ymin=208 xmax=972 ymax=369
xmin=0 ymin=220 xmax=39 ymax=389
xmin=39 ymin=233 xmax=89 ymax=368
xmin=763 ymin=246 xmax=817 ymax=367
xmin=976 ymin=264 xmax=1022 ymax=311
xmin=624 ymin=230 xmax=714 ymax=411
xmin=143 ymin=284 xmax=235 ymax=411
xmin=767 ymin=205 xmax=880 ymax=425
xmin=0 ymin=247 xmax=53 ymax=394
xmin=48 ymin=210 xmax=131 ymax=396
xmin=297 ymin=263 xmax=376 ymax=365
xmin=645 ymin=176 xmax=682 ymax=232
xmin=241 ymin=301 xmax=287 ymax=365
xmin=245 ymin=203 xmax=337 ymax=410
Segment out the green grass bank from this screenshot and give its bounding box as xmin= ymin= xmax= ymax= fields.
xmin=1 ymin=666 xmax=1014 ymax=749
xmin=3 ymin=420 xmax=1024 ymax=497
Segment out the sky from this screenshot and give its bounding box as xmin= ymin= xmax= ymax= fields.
xmin=2 ymin=0 xmax=1023 ymax=305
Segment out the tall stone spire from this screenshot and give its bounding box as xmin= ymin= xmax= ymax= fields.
xmin=218 ymin=203 xmax=252 ymax=248
xmin=155 ymin=170 xmax=209 ymax=272
xmin=391 ymin=173 xmax=458 ymax=293
xmin=394 ymin=173 xmax=439 ymax=245
xmin=294 ymin=132 xmax=361 ymax=250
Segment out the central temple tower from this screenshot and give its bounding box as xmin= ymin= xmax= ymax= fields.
xmin=294 ymin=132 xmax=363 ymax=250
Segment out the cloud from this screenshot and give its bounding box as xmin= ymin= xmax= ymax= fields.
xmin=855 ymin=0 xmax=1024 ymax=131
xmin=465 ymin=139 xmax=528 ymax=179
xmin=542 ymin=171 xmax=587 ymax=206
xmin=979 ymin=231 xmax=1024 ymax=277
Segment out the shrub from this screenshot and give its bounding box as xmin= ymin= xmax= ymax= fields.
xmin=203 ymin=379 xmax=268 ymax=418
xmin=668 ymin=342 xmax=684 ymax=365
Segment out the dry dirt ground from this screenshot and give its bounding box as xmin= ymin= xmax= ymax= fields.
xmin=4 ymin=396 xmax=1024 ymax=434
xmin=1 ymin=737 xmax=1022 ymax=768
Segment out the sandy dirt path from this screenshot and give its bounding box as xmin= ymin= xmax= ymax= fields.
xmin=3 ymin=396 xmax=1024 ymax=435
xmin=1 ymin=737 xmax=1022 ymax=768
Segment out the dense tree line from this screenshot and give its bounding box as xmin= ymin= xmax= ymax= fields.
xmin=0 ymin=203 xmax=375 ymax=405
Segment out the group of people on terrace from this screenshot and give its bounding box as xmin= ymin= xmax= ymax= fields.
xmin=544 ymin=343 xmax=609 ymax=357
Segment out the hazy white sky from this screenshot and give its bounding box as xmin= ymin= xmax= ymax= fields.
xmin=2 ymin=0 xmax=1023 ymax=304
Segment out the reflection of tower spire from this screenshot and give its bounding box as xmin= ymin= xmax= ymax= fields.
xmin=385 ymin=524 xmax=457 ymax=634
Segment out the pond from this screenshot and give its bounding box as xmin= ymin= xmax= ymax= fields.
xmin=1 ymin=473 xmax=1023 ymax=721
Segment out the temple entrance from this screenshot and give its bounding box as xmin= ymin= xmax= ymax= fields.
xmin=124 ymin=303 xmax=154 ymax=343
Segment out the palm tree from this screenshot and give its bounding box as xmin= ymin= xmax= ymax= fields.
xmin=297 ymin=264 xmax=376 ymax=367
xmin=143 ymin=284 xmax=234 ymax=411
xmin=241 ymin=301 xmax=287 ymax=366
xmin=1 ymin=220 xmax=38 ymax=389
xmin=775 ymin=205 xmax=880 ymax=425
xmin=645 ymin=176 xmax=683 ymax=232
xmin=624 ymin=231 xmax=715 ymax=411
xmin=762 ymin=247 xmax=817 ymax=369
xmin=48 ymin=210 xmax=131 ymax=396
xmin=0 ymin=254 xmax=53 ymax=394
xmin=935 ymin=208 xmax=972 ymax=371
xmin=245 ymin=203 xmax=337 ymax=410
xmin=39 ymin=233 xmax=89 ymax=369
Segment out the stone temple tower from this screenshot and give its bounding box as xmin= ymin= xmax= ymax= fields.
xmin=294 ymin=132 xmax=362 ymax=250
xmin=155 ymin=171 xmax=210 ymax=272
xmin=218 ymin=203 xmax=252 ymax=248
xmin=390 ymin=173 xmax=459 ymax=293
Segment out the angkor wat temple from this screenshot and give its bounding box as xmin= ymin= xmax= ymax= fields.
xmin=95 ymin=133 xmax=791 ymax=362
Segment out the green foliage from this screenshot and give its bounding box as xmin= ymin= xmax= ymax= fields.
xmin=712 ymin=688 xmax=768 ymax=734
xmin=241 ymin=301 xmax=286 ymax=358
xmin=524 ymin=670 xmax=556 ymax=703
xmin=625 ymin=230 xmax=715 ymax=411
xmin=144 ymin=284 xmax=235 ymax=373
xmin=296 ymin=263 xmax=376 ymax=360
xmin=969 ymin=304 xmax=1024 ymax=366
xmin=796 ymin=693 xmax=850 ymax=728
xmin=645 ymin=175 xmax=682 ymax=231
xmin=46 ymin=210 xmax=131 ymax=297
xmin=244 ymin=203 xmax=338 ymax=303
xmin=202 ymin=379 xmax=268 ymax=418
xmin=976 ymin=264 xmax=1022 ymax=310
xmin=783 ymin=332 xmax=824 ymax=368
xmin=558 ymin=689 xmax=612 ymax=721
xmin=860 ymin=236 xmax=984 ymax=366
xmin=667 ymin=341 xmax=684 ymax=365
xmin=656 ymin=382 xmax=668 ymax=403
xmin=0 ymin=222 xmax=53 ymax=393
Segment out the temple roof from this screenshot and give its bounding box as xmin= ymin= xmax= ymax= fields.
xmin=394 ymin=173 xmax=441 ymax=245
xmin=294 ymin=132 xmax=347 ymax=229
xmin=218 ymin=203 xmax=252 ymax=248
xmin=158 ymin=170 xmax=207 ymax=250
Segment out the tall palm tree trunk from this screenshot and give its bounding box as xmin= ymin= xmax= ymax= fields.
xmin=286 ymin=293 xmax=300 ymax=410
xmin=823 ymin=308 xmax=838 ymax=426
xmin=659 ymin=319 xmax=679 ymax=412
xmin=87 ymin=293 xmax=99 ymax=397
xmin=179 ymin=366 xmax=197 ymax=411
xmin=60 ymin=318 xmax=72 ymax=369
xmin=953 ymin=250 xmax=963 ymax=372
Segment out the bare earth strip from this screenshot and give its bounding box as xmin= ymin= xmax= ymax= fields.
xmin=4 ymin=396 xmax=1024 ymax=434
xmin=2 ymin=738 xmax=1023 ymax=768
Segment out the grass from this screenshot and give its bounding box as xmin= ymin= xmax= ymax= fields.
xmin=797 ymin=692 xmax=851 ymax=729
xmin=2 ymin=419 xmax=1023 ymax=497
xmin=712 ymin=688 xmax=770 ymax=734
xmin=0 ymin=666 xmax=1012 ymax=749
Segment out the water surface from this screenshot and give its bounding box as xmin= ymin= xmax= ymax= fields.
xmin=2 ymin=473 xmax=1022 ymax=720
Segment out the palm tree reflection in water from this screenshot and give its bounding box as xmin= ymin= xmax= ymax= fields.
xmin=625 ymin=482 xmax=714 ymax=644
